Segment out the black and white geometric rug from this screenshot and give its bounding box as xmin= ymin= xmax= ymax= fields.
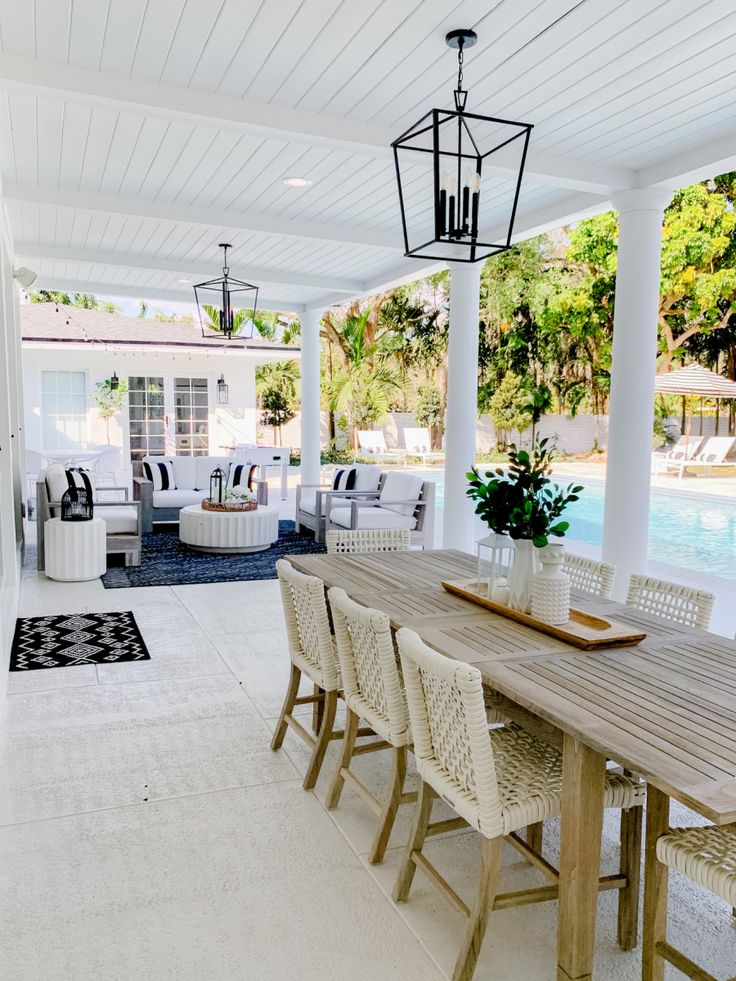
xmin=10 ymin=611 xmax=150 ymax=671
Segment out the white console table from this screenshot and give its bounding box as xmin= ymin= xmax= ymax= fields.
xmin=227 ymin=445 xmax=290 ymax=499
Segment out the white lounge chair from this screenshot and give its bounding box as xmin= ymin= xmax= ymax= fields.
xmin=662 ymin=435 xmax=736 ymax=478
xmin=357 ymin=430 xmax=406 ymax=464
xmin=651 ymin=435 xmax=703 ymax=474
xmin=401 ymin=427 xmax=444 ymax=465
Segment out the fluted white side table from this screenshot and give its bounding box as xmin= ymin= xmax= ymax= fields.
xmin=44 ymin=517 xmax=106 ymax=581
xmin=179 ymin=504 xmax=279 ymax=553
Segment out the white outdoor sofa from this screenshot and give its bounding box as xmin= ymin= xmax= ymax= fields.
xmin=133 ymin=455 xmax=268 ymax=533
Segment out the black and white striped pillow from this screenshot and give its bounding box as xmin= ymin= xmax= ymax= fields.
xmin=143 ymin=460 xmax=176 ymax=491
xmin=228 ymin=462 xmax=257 ymax=491
xmin=64 ymin=468 xmax=94 ymax=498
xmin=332 ymin=467 xmax=358 ymax=491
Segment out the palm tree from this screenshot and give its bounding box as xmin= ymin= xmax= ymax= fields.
xmin=322 ymin=301 xmax=403 ymax=447
xmin=201 ymin=305 xmax=285 ymax=340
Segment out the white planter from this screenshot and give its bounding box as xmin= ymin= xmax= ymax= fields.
xmin=508 ymin=539 xmax=540 ymax=613
xmin=531 ymin=544 xmax=571 ymax=625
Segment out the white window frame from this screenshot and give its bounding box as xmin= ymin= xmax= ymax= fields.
xmin=41 ymin=369 xmax=88 ymax=451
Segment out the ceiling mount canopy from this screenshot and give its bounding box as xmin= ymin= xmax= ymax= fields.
xmin=193 ymin=243 xmax=259 ymax=341
xmin=392 ymin=28 xmax=533 ymax=264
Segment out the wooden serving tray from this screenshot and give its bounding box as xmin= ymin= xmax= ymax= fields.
xmin=441 ymin=579 xmax=646 ymax=651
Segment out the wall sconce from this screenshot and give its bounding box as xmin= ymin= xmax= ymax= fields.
xmin=217 ymin=374 xmax=229 ymax=405
xmin=109 ymin=372 xmax=120 ymax=390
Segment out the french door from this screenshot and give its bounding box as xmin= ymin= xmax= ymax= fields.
xmin=128 ymin=375 xmax=209 ymax=462
xmin=174 ymin=377 xmax=209 ymax=456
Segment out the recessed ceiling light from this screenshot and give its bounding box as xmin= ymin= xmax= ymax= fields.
xmin=283 ymin=177 xmax=312 ymax=187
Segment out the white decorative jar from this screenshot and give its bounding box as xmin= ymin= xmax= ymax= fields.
xmin=508 ymin=539 xmax=540 ymax=613
xmin=531 ymin=544 xmax=570 ymax=625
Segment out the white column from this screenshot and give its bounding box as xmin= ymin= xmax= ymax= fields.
xmin=602 ymin=188 xmax=672 ymax=599
xmin=443 ymin=261 xmax=482 ymax=553
xmin=299 ymin=307 xmax=322 ymax=488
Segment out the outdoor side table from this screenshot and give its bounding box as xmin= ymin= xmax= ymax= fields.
xmin=44 ymin=517 xmax=106 ymax=581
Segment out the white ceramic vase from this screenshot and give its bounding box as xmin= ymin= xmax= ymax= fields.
xmin=508 ymin=539 xmax=540 ymax=613
xmin=531 ymin=544 xmax=570 ymax=625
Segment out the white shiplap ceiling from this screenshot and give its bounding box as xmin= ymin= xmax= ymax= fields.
xmin=0 ymin=0 xmax=735 ymax=313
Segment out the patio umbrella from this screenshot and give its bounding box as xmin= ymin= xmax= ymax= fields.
xmin=654 ymin=364 xmax=736 ymax=445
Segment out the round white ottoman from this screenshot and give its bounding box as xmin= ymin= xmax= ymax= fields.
xmin=44 ymin=517 xmax=106 ymax=581
xmin=179 ymin=504 xmax=279 ymax=554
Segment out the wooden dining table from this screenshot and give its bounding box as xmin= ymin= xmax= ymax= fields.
xmin=286 ymin=548 xmax=736 ymax=981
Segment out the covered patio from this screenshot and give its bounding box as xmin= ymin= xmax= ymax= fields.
xmin=1 ymin=3 xmax=736 ymax=981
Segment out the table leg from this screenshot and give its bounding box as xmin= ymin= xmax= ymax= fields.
xmin=642 ymin=786 xmax=670 ymax=981
xmin=557 ymin=734 xmax=606 ymax=981
xmin=281 ymin=459 xmax=288 ymax=499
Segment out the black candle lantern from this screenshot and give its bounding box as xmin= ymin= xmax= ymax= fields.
xmin=193 ymin=244 xmax=259 ymax=340
xmin=209 ymin=467 xmax=226 ymax=504
xmin=60 ymin=486 xmax=93 ymax=522
xmin=392 ymin=29 xmax=533 ymax=263
xmin=217 ymin=374 xmax=229 ymax=405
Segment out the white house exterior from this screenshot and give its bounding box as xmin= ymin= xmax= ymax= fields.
xmin=21 ymin=304 xmax=300 ymax=482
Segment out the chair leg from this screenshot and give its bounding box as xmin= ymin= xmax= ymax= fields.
xmin=326 ymin=707 xmax=359 ymax=810
xmin=312 ymin=682 xmax=325 ymax=735
xmin=642 ymin=786 xmax=670 ymax=981
xmin=369 ymin=744 xmax=408 ymax=865
xmin=452 ymin=836 xmax=502 ymax=981
xmin=303 ymin=688 xmax=337 ymax=791
xmin=393 ymin=779 xmax=434 ymax=903
xmin=617 ymin=805 xmax=643 ymax=950
xmin=270 ymin=663 xmax=301 ymax=752
xmin=526 ymin=822 xmax=543 ymax=855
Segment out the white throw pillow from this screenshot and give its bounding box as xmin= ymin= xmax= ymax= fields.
xmin=143 ymin=459 xmax=176 ymax=491
xmin=379 ymin=472 xmax=424 ymax=517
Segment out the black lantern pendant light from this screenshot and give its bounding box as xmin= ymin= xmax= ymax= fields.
xmin=392 ymin=29 xmax=533 ymax=263
xmin=216 ymin=374 xmax=229 ymax=405
xmin=193 ymin=244 xmax=259 ymax=340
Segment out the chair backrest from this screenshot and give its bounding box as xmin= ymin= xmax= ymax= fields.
xmin=563 ymin=552 xmax=616 ymax=600
xmin=626 ymin=574 xmax=714 ymax=630
xmin=358 ymin=430 xmax=388 ymax=454
xmin=396 ymin=627 xmax=503 ymax=837
xmin=328 ymin=588 xmax=409 ymax=745
xmin=275 ymin=559 xmax=340 ymax=690
xmin=326 ymin=528 xmax=411 ymax=554
xmin=403 ymin=427 xmax=431 ymax=453
xmin=696 ymin=435 xmax=736 ymax=463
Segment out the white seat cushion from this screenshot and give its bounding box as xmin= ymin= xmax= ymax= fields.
xmin=169 ymin=456 xmax=196 ymax=490
xmin=299 ymin=490 xmax=333 ymax=517
xmin=379 ymin=472 xmax=424 ymax=516
xmin=195 ymin=456 xmax=230 ymax=492
xmin=153 ymin=488 xmax=202 ymax=509
xmin=329 ymin=506 xmax=417 ymax=531
xmin=100 ymin=506 xmax=138 ymax=535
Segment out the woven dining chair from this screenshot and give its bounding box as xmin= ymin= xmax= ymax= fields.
xmin=394 ymin=628 xmax=645 ymax=981
xmin=563 ymin=552 xmax=617 ymax=599
xmin=326 ymin=587 xmax=414 ymax=864
xmin=626 ymin=574 xmax=715 ymax=629
xmin=271 ymin=559 xmax=342 ymax=790
xmin=325 ymin=528 xmax=411 ymax=554
xmin=644 ymin=804 xmax=736 ymax=981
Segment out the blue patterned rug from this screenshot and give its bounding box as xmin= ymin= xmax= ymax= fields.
xmin=101 ymin=521 xmax=325 ymax=589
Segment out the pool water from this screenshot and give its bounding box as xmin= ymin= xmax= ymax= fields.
xmin=419 ymin=471 xmax=736 ymax=581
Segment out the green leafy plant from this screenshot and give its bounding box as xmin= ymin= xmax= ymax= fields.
xmin=91 ymin=378 xmax=128 ymax=443
xmin=466 ymin=437 xmax=583 ymax=547
xmin=259 ymin=386 xmax=296 ymax=446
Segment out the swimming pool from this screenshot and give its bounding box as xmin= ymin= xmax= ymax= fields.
xmin=418 ymin=471 xmax=736 ymax=581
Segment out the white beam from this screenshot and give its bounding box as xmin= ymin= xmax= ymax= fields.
xmin=4 ymin=183 xmax=399 ymax=251
xmin=15 ymin=243 xmax=361 ymax=294
xmin=28 ymin=277 xmax=303 ymax=314
xmin=635 ymin=133 xmax=736 ymax=189
xmin=0 ymin=54 xmax=634 ymax=195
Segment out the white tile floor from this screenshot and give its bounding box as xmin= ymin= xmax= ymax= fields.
xmin=1 ymin=539 xmax=735 ymax=978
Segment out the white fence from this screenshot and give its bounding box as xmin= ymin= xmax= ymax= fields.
xmin=271 ymin=411 xmax=612 ymax=455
